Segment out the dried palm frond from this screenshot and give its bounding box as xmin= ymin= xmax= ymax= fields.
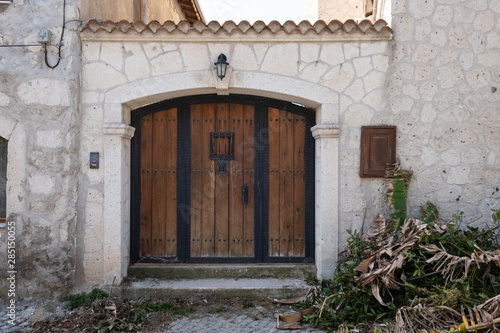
xmin=395 ymin=297 xmax=500 ymax=333
xmin=422 ymin=243 xmax=500 ymax=282
xmin=355 ymin=219 xmax=429 ymax=305
xmin=363 ymin=214 xmax=388 ymax=242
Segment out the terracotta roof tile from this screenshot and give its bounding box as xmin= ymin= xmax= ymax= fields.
xmin=80 ymin=19 xmax=392 ymax=36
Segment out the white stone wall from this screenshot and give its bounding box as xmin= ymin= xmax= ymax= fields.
xmin=386 ymin=0 xmax=500 ymax=227
xmin=0 ymin=0 xmax=81 ymax=297
xmin=79 ymin=24 xmax=391 ymax=283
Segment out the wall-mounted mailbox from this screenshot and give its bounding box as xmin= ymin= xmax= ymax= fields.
xmin=90 ymin=152 xmax=99 ymax=169
xmin=360 ymin=126 xmax=396 ymax=177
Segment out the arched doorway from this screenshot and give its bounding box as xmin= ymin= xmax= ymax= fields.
xmin=130 ymin=94 xmax=316 ymax=263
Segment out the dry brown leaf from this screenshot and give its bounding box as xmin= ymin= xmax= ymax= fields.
xmin=355 ymin=256 xmax=375 ymax=273
xmin=275 ymin=307 xmax=315 ymax=330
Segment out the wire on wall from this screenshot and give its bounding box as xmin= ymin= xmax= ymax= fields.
xmin=44 ymin=0 xmax=66 ymax=69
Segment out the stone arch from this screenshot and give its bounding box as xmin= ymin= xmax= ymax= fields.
xmin=100 ymin=70 xmax=341 ymax=283
xmin=0 ymin=115 xmax=26 ymax=220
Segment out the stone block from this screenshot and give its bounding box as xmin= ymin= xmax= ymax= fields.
xmin=409 ymin=0 xmax=435 ymax=19
xmin=320 ymin=43 xmax=344 ymax=66
xmin=344 ymin=79 xmax=365 ymax=102
xmin=300 ymin=43 xmax=320 ymax=63
xmin=82 ymin=63 xmax=127 ymax=90
xmin=231 ymin=44 xmax=259 ymax=71
xmin=353 ymin=57 xmax=372 ymax=77
xmin=448 ymin=167 xmax=471 ymax=184
xmin=124 ymin=44 xmax=151 ymax=81
xmin=474 ymin=11 xmax=495 ymax=32
xmin=322 ymin=62 xmax=355 ymax=92
xmin=180 ymin=44 xmax=209 ymax=71
xmin=299 ymin=62 xmax=328 ymax=83
xmin=433 ymin=5 xmax=454 ymax=26
xmin=150 ymin=51 xmax=183 ymax=75
xmin=100 ymin=42 xmax=124 ymax=70
xmin=474 ymin=165 xmax=499 ymax=184
xmin=0 ymin=92 xmax=10 ymax=107
xmin=17 ymin=79 xmax=71 ymax=107
xmin=36 ymin=130 xmax=66 ymax=149
xmin=441 ymin=148 xmax=461 ymax=165
xmin=344 ymin=104 xmax=373 ymax=127
xmin=28 ymin=174 xmax=55 ymax=195
xmin=261 ymin=44 xmax=299 ymax=76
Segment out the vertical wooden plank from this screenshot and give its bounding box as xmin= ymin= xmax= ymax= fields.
xmin=165 ymin=108 xmax=178 ymax=257
xmin=279 ymin=110 xmax=294 ymax=257
xmin=242 ymin=104 xmax=255 ymax=257
xmin=140 ymin=114 xmax=153 ymax=257
xmin=201 ymin=104 xmax=216 ymax=257
xmin=190 ymin=105 xmax=203 ymax=257
xmin=268 ymin=108 xmax=281 ymax=257
xmin=229 ymin=104 xmax=244 ymax=257
xmin=151 ymin=111 xmax=168 ymax=256
xmin=292 ymin=114 xmax=306 ymax=257
xmin=214 ymin=103 xmax=230 ymax=257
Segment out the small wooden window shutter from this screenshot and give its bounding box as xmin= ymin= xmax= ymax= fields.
xmin=360 ymin=126 xmax=396 ymax=177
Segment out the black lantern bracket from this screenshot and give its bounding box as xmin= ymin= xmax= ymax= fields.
xmin=213 ymin=53 xmax=232 ymax=95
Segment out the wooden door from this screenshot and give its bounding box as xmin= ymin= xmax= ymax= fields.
xmin=139 ymin=108 xmax=178 ymax=258
xmin=268 ymin=108 xmax=306 ymax=257
xmin=190 ymin=103 xmax=255 ymax=258
xmin=133 ymin=96 xmax=314 ymax=263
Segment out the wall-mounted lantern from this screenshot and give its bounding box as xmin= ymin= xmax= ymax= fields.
xmin=214 ymin=53 xmax=229 ymax=80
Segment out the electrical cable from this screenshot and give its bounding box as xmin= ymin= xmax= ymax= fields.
xmin=44 ymin=0 xmax=66 ymax=69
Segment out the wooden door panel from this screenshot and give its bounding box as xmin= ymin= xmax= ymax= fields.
xmin=190 ymin=104 xmax=203 ymax=257
xmin=138 ymin=100 xmax=309 ymax=262
xmin=292 ymin=114 xmax=306 ymax=257
xmin=268 ymin=108 xmax=306 ymax=257
xmin=140 ymin=114 xmax=153 ymax=257
xmin=214 ymin=103 xmax=230 ymax=257
xmin=229 ymin=104 xmax=244 ymax=257
xmin=165 ymin=108 xmax=178 ymax=256
xmin=201 ymin=104 xmax=216 ymax=257
xmin=242 ymin=104 xmax=255 ymax=257
xmin=190 ymin=103 xmax=255 ymax=258
xmin=140 ymin=108 xmax=177 ymax=258
xmin=268 ymin=108 xmax=281 ymax=257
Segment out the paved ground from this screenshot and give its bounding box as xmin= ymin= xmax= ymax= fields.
xmin=0 ymin=299 xmax=326 ymax=332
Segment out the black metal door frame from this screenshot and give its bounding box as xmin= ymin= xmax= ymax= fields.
xmin=130 ymin=94 xmax=315 ymax=264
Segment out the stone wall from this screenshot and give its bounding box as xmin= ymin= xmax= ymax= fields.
xmin=0 ymin=0 xmax=81 ymax=298
xmin=79 ymin=21 xmax=392 ymax=283
xmin=388 ymin=0 xmax=500 ymax=225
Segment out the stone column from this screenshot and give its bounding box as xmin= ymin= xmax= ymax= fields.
xmin=102 ymin=123 xmax=135 ymax=285
xmin=311 ymin=122 xmax=340 ymax=280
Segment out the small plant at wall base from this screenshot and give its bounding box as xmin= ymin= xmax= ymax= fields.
xmin=301 ymin=166 xmax=500 ymax=332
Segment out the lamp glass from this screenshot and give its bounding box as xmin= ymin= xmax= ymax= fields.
xmin=215 ymin=53 xmax=229 ymax=80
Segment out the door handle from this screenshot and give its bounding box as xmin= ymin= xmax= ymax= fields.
xmin=242 ymin=184 xmax=248 ymax=204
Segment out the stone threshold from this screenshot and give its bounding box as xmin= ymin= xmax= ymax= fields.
xmin=128 ymin=263 xmax=316 ymax=280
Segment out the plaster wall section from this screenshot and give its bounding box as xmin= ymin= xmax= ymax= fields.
xmin=305 ymin=0 xmax=366 ymax=22
xmin=0 ymin=0 xmax=81 ymax=298
xmin=386 ymin=0 xmax=500 ymax=226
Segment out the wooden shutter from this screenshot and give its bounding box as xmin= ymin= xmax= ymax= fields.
xmin=360 ymin=126 xmax=396 ymax=177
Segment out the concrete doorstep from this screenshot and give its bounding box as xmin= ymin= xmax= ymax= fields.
xmin=122 ymin=277 xmax=312 ymax=300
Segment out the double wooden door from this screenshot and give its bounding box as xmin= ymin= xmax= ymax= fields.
xmin=133 ymin=98 xmax=313 ymax=263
